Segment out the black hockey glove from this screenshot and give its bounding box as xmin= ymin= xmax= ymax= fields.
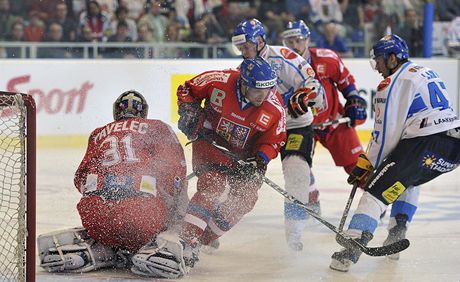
xmin=236 ymin=154 xmax=267 ymax=180
xmin=344 ymin=94 xmax=367 ymax=127
xmin=178 ymin=103 xmax=203 ymax=140
xmin=287 ymin=87 xmax=318 ymax=118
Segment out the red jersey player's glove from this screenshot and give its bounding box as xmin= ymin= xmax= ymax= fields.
xmin=236 ymin=154 xmax=267 ymax=181
xmin=344 ymin=94 xmax=367 ymax=126
xmin=347 ymin=153 xmax=373 ymax=188
xmin=287 ymin=87 xmax=318 ymax=118
xmin=178 ymin=103 xmax=203 ymax=140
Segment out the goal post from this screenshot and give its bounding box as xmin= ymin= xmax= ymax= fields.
xmin=0 ymin=91 xmax=36 ymax=282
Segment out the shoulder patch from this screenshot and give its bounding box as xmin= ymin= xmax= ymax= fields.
xmin=280 ymin=48 xmax=297 ymax=60
xmin=408 ymin=65 xmax=423 ymax=72
xmin=306 ymin=67 xmax=315 ymax=77
xmin=377 ymin=77 xmax=391 ymax=91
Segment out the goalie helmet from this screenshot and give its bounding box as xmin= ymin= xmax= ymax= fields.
xmin=282 ymin=20 xmax=311 ymax=40
xmin=240 ymin=57 xmax=277 ymax=89
xmin=232 ymin=18 xmax=266 ymax=46
xmin=371 ymin=34 xmax=409 ymax=62
xmin=113 ymin=90 xmax=149 ymax=120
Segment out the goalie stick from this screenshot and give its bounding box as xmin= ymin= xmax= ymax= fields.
xmin=201 ymin=135 xmax=409 ymax=257
xmin=313 ymin=117 xmax=350 ymax=129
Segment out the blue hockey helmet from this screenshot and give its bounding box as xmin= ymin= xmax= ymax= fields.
xmin=113 ymin=90 xmax=149 ymax=120
xmin=232 ymin=18 xmax=266 ymax=46
xmin=240 ymin=57 xmax=277 ymax=89
xmin=282 ymin=20 xmax=311 ymax=40
xmin=371 ymin=34 xmax=409 ymax=62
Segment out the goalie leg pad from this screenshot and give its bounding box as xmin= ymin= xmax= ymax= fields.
xmin=37 ymin=227 xmax=117 ymax=273
xmin=131 ymin=232 xmax=191 ymax=279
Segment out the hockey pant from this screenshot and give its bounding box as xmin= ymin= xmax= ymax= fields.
xmin=314 ymin=123 xmax=364 ymax=174
xmin=346 ymin=132 xmax=460 ymax=237
xmin=180 ymin=169 xmax=263 ymax=246
xmin=77 ymin=194 xmax=167 ymax=252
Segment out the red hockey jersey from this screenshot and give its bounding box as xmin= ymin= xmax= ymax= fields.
xmin=178 ymin=69 xmax=286 ymax=161
xmin=309 ymin=48 xmax=358 ymax=124
xmin=74 ymin=118 xmax=186 ymax=198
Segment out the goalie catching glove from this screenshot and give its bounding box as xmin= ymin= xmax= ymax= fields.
xmin=287 ymin=87 xmax=318 ymax=118
xmin=344 ymin=92 xmax=367 ymax=126
xmin=178 ymin=103 xmax=203 ymax=140
xmin=347 ymin=153 xmax=373 ymax=188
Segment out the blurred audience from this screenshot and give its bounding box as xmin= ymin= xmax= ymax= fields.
xmin=104 ymin=20 xmax=135 ymax=58
xmin=447 ymin=16 xmax=460 ymax=57
xmin=38 ymin=22 xmax=73 ymax=58
xmin=4 ymin=22 xmax=27 ymax=58
xmin=79 ymin=0 xmax=111 ymax=41
xmin=0 ymin=0 xmax=20 ymax=40
xmin=24 ymin=10 xmax=45 ymax=42
xmin=49 ymin=2 xmax=77 ymax=42
xmin=138 ymin=0 xmax=169 ymax=42
xmin=111 ymin=6 xmax=138 ymax=41
xmin=396 ymin=8 xmax=423 ymax=57
xmin=316 ymin=21 xmax=353 ymax=58
xmin=0 ymin=1 xmax=459 ymax=59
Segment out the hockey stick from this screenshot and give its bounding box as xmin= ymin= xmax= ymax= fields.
xmin=261 ymin=176 xmax=409 ymax=256
xmin=338 ymin=182 xmax=358 ymax=232
xmin=313 ymin=117 xmax=350 ymax=129
xmin=200 ymin=135 xmax=409 ymax=256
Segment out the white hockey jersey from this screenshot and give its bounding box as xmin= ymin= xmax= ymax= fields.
xmin=259 ymin=45 xmax=325 ymax=129
xmin=368 ymin=62 xmax=460 ymax=167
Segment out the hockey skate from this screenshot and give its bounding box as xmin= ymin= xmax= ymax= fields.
xmin=201 ymin=238 xmax=220 ymax=254
xmin=329 ymin=231 xmax=373 ymax=272
xmin=131 ymin=232 xmax=200 ymax=279
xmin=285 ymin=219 xmax=306 ymax=251
xmin=383 ymin=214 xmax=408 ymax=260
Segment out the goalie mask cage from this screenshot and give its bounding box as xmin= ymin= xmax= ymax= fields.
xmin=0 ymin=92 xmax=36 ymax=282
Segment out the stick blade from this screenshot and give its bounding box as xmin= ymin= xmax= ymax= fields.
xmin=337 ymin=234 xmax=410 ymax=257
xmin=364 ymin=239 xmax=410 ymax=256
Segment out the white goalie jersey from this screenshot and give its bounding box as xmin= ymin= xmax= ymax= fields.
xmin=259 ymin=45 xmax=325 ymax=130
xmin=368 ymin=62 xmax=460 ymax=167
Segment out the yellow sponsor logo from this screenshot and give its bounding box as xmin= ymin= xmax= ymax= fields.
xmin=140 ymin=175 xmax=157 ymax=196
xmin=285 ymin=134 xmax=303 ymax=150
xmin=381 ymin=181 xmax=406 ymax=203
xmin=170 ymin=74 xmax=197 ymax=123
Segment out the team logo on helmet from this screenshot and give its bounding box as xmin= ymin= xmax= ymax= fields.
xmin=240 ymin=57 xmax=277 ymax=89
xmin=283 ymin=20 xmax=311 ymax=39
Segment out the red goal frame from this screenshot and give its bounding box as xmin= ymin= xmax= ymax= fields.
xmin=0 ymin=91 xmax=36 ymax=282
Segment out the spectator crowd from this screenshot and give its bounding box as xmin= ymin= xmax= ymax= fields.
xmin=0 ymin=0 xmax=459 ymax=59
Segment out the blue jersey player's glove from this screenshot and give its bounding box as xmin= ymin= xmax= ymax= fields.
xmin=344 ymin=93 xmax=367 ymax=127
xmin=287 ymin=87 xmax=318 ymax=118
xmin=347 ymin=153 xmax=373 ymax=188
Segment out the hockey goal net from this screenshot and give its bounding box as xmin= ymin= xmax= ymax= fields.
xmin=0 ymin=92 xmax=35 ymax=282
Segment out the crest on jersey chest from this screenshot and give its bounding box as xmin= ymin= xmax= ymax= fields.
xmin=216 ymin=117 xmax=250 ymax=148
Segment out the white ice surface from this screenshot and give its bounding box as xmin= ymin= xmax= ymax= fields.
xmin=36 ymin=146 xmax=460 ymax=282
